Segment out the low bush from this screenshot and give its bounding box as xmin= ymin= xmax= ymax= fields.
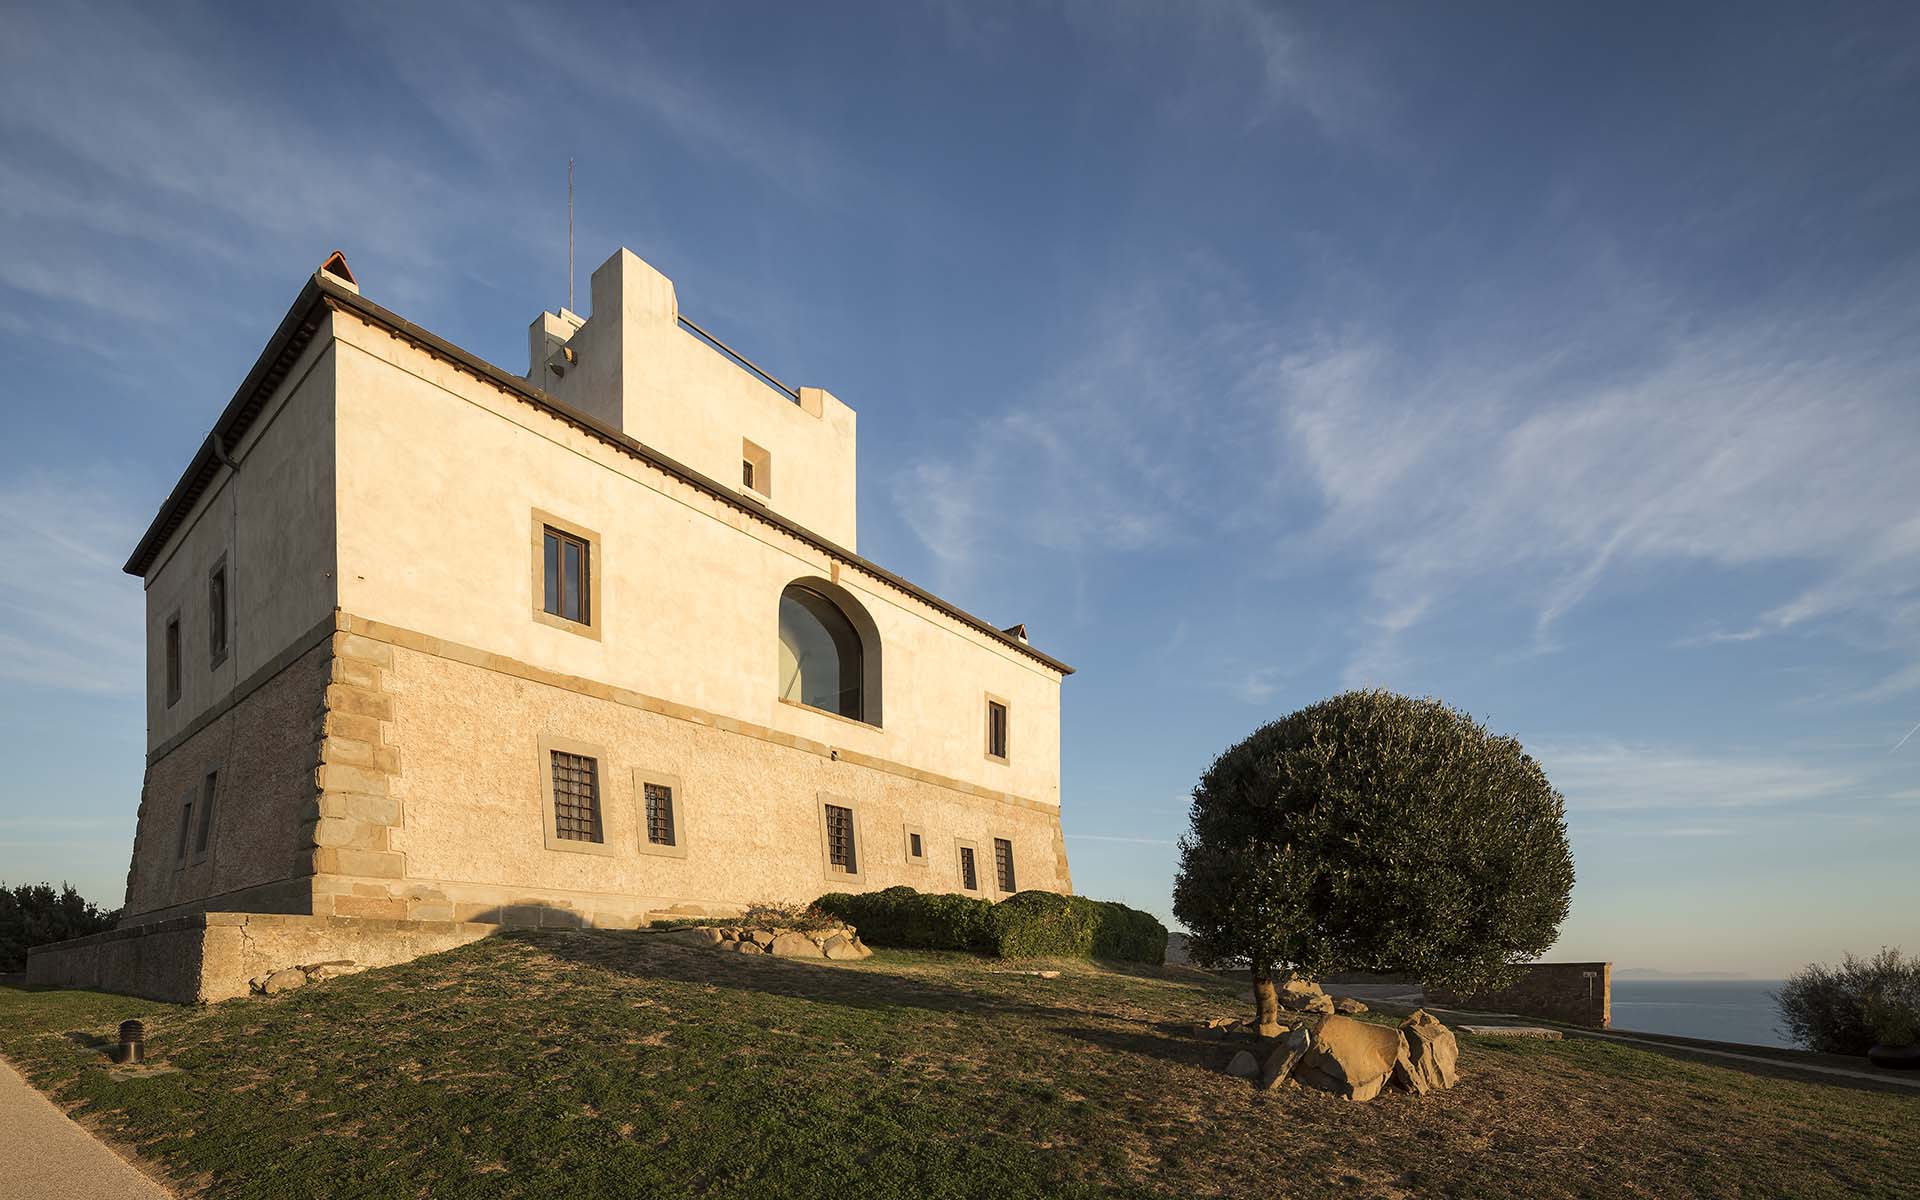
xmin=0 ymin=882 xmax=119 ymax=973
xmin=1774 ymin=947 xmax=1920 ymax=1053
xmin=815 ymin=887 xmax=1167 ymax=964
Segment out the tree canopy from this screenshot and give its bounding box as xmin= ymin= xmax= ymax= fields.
xmin=1173 ymin=690 xmax=1574 ymax=997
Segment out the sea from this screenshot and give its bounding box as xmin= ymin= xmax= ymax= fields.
xmin=1608 ymin=980 xmax=1791 ymax=1048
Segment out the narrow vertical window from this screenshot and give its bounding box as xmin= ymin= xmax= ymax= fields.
xmin=994 ymin=838 xmax=1016 ymax=893
xmin=742 ymin=439 xmax=771 ymax=497
xmin=165 ymin=616 xmax=182 ymax=706
xmin=549 ymin=750 xmax=603 ymax=843
xmin=909 ymin=832 xmax=923 ymax=859
xmin=986 ymin=698 xmax=1009 ymax=761
xmin=195 ymin=770 xmax=218 ymax=856
xmin=175 ymin=800 xmax=193 ymax=864
xmin=542 ymin=527 xmax=591 ymax=624
xmin=208 ymin=562 xmax=228 ymax=666
xmin=824 ymin=803 xmax=857 ymax=874
xmin=959 ymin=845 xmax=978 ymax=891
xmin=644 ymin=781 xmax=676 ymax=847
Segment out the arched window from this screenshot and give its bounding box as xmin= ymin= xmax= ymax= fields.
xmin=779 ymin=582 xmax=875 ymax=722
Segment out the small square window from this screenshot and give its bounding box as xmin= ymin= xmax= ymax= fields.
xmin=985 ymin=697 xmax=1010 ymax=763
xmin=958 ymin=844 xmax=979 ymax=892
xmin=742 ymin=438 xmax=771 ymax=498
xmin=994 ymin=838 xmax=1016 ymax=894
xmin=208 ymin=559 xmax=229 ymax=667
xmin=550 ymin=750 xmax=603 ymax=843
xmin=165 ymin=614 xmax=182 ymax=707
xmin=540 ymin=736 xmax=616 ymax=856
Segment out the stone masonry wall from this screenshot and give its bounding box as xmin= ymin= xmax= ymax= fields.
xmin=1427 ymin=962 xmax=1612 ymax=1028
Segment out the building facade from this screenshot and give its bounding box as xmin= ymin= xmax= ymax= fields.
xmin=34 ymin=249 xmax=1072 ymax=999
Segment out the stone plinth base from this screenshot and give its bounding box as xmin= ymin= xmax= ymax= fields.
xmin=25 ymin=911 xmax=499 ymax=1004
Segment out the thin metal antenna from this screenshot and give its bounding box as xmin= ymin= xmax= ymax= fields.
xmin=567 ymin=158 xmax=575 ymax=314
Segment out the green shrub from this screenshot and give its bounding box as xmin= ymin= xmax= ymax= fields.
xmin=0 ymin=882 xmax=118 ymax=973
xmin=1776 ymin=947 xmax=1920 ymax=1053
xmin=815 ymin=887 xmax=1167 ymax=964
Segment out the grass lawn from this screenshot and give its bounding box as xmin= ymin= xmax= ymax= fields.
xmin=3 ymin=930 xmax=1915 ymax=1199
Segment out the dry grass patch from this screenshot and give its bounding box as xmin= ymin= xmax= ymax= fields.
xmin=0 ymin=931 xmax=1914 ymax=1198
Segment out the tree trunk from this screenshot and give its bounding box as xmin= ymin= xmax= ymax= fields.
xmin=1251 ymin=963 xmax=1280 ymax=1027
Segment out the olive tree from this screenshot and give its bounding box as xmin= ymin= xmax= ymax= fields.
xmin=1173 ymin=690 xmax=1574 ymax=1028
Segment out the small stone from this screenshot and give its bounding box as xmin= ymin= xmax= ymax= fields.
xmin=248 ymin=974 xmax=269 ymax=994
xmin=261 ymin=968 xmax=307 ymax=995
xmin=1255 ymin=1021 xmax=1287 ymax=1040
xmin=1333 ymin=997 xmax=1369 ymax=1015
xmin=1205 ymin=1017 xmax=1237 ymax=1030
xmin=306 ymin=962 xmax=363 ymax=983
xmin=1224 ymin=1050 xmax=1259 ymax=1078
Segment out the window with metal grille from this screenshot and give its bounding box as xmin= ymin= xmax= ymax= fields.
xmin=195 ymin=771 xmax=218 ymax=855
xmin=986 ymin=699 xmax=1009 ymax=760
xmin=175 ymin=800 xmax=193 ymax=863
xmin=959 ymin=845 xmax=978 ymax=891
xmin=825 ymin=803 xmax=856 ymax=873
xmin=208 ymin=563 xmax=228 ymax=666
xmin=994 ymin=838 xmax=1016 ymax=893
xmin=644 ymin=781 xmax=675 ymax=847
xmin=549 ymin=750 xmax=603 ymax=842
xmin=542 ymin=527 xmax=591 ymax=624
xmin=165 ymin=615 xmax=182 ymax=706
xmin=909 ymin=831 xmax=923 ymax=859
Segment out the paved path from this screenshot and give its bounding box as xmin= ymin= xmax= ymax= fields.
xmin=0 ymin=1057 xmax=172 ymax=1199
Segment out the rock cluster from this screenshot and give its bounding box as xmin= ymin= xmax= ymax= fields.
xmin=247 ymin=960 xmax=363 ymax=996
xmin=666 ymin=923 xmax=873 ymax=960
xmin=1206 ymin=1001 xmax=1461 ymax=1103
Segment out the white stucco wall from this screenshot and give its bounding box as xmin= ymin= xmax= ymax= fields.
xmin=531 ymin=249 xmax=859 ymax=551
xmin=331 ymin=308 xmax=1062 ymax=807
xmin=140 ymin=333 xmax=339 ymax=752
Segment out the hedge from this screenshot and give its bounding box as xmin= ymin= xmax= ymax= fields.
xmin=814 ymin=886 xmax=1167 ymax=964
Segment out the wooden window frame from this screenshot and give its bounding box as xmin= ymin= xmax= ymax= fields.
xmin=902 ymin=823 xmax=928 ymax=867
xmin=538 ymin=734 xmax=617 ymax=856
xmin=635 ymin=767 xmax=689 ymax=860
xmin=164 ymin=611 xmax=182 ymax=707
xmin=530 ymin=510 xmax=603 ymax=641
xmin=993 ymin=836 xmax=1017 ymax=895
xmin=984 ymin=693 xmax=1011 ymax=764
xmin=954 ymin=837 xmax=984 ymax=894
xmin=817 ymin=794 xmax=865 ymax=883
xmin=207 ymin=556 xmax=229 ymax=669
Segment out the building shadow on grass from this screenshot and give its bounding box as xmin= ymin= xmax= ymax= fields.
xmin=526 ymin=925 xmax=1160 ymax=1028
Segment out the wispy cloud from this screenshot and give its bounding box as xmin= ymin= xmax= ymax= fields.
xmin=0 ymin=476 xmax=145 ymax=695
xmin=1539 ymin=741 xmax=1863 ymax=813
xmin=1065 ymin=833 xmax=1177 ymax=847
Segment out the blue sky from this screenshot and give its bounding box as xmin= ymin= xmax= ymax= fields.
xmin=2 ymin=3 xmax=1916 ymax=977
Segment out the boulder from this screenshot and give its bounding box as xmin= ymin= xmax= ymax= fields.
xmin=304 ymin=961 xmax=362 ymax=983
xmin=1278 ymin=976 xmax=1334 ymax=1013
xmin=1294 ymin=1014 xmax=1400 ymax=1102
xmin=821 ymin=934 xmax=863 ymax=960
xmin=1258 ymin=1024 xmax=1314 ymax=1091
xmin=848 ymin=938 xmax=873 ymax=960
xmin=1255 ymin=1021 xmax=1289 ymax=1040
xmin=731 ymin=939 xmax=764 ymax=954
xmin=769 ymin=931 xmax=820 ymax=958
xmin=1224 ymin=1050 xmax=1260 ymax=1078
xmin=748 ymin=930 xmax=775 ymax=948
xmin=1333 ymin=997 xmax=1369 ymax=1015
xmin=261 ymin=968 xmax=307 ymax=996
xmin=1393 ymin=1009 xmax=1460 ymax=1094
